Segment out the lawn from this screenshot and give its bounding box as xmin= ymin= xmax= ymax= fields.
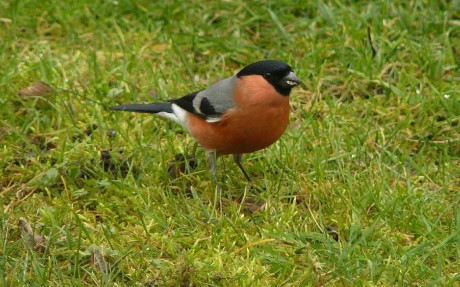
xmin=1 ymin=0 xmax=459 ymax=286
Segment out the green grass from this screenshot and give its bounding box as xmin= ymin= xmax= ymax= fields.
xmin=1 ymin=0 xmax=459 ymax=286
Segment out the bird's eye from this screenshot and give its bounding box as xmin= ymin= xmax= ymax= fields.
xmin=264 ymin=73 xmax=271 ymax=78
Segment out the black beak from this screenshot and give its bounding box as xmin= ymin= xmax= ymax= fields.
xmin=280 ymin=71 xmax=300 ymax=88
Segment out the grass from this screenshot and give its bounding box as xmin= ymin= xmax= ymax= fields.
xmin=1 ymin=0 xmax=459 ymax=286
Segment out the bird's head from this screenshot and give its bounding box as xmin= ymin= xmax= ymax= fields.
xmin=237 ymin=60 xmax=300 ymax=96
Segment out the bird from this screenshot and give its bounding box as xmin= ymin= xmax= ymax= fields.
xmin=110 ymin=60 xmax=300 ymax=184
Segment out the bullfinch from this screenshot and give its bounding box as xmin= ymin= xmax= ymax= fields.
xmin=110 ymin=60 xmax=300 ymax=183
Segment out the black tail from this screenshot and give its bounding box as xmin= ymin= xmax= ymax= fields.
xmin=110 ymin=103 xmax=173 ymax=114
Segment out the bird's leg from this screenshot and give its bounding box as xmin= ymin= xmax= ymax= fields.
xmin=208 ymin=150 xmax=218 ymax=185
xmin=208 ymin=150 xmax=222 ymax=213
xmin=233 ymin=154 xmax=252 ymax=182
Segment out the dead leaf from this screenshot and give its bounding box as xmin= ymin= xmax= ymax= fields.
xmin=18 ymin=81 xmax=54 ymax=98
xmin=91 ymin=249 xmax=109 ymax=273
xmin=0 ymin=18 xmax=12 ymax=23
xmin=83 ymin=244 xmax=119 ymax=274
xmin=18 ymin=218 xmax=46 ymax=253
xmin=237 ymin=197 xmax=266 ymax=215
